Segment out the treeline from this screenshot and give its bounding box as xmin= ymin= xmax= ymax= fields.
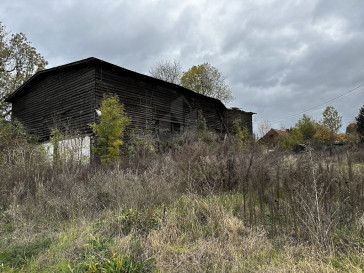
xmin=263 ymin=105 xmax=364 ymax=151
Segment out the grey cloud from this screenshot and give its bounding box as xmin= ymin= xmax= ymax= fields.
xmin=1 ymin=0 xmax=364 ymax=132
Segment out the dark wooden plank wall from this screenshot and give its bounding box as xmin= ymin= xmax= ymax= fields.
xmin=11 ymin=60 xmax=253 ymax=143
xmin=94 ymin=65 xmax=228 ymax=140
xmin=11 ymin=65 xmax=95 ymax=140
xmin=224 ymin=108 xmax=253 ymax=134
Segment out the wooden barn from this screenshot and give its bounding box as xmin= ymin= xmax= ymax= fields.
xmin=6 ymin=57 xmax=254 ymax=158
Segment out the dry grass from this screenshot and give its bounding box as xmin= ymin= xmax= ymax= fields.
xmin=0 ymin=134 xmax=363 ymax=272
xmin=111 ymin=194 xmax=363 ymax=272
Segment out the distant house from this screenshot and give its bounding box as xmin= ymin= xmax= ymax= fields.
xmin=259 ymin=128 xmax=290 ymax=148
xmin=6 ymin=57 xmax=254 ymax=160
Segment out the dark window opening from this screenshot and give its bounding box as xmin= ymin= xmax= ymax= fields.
xmin=171 ymin=122 xmax=181 ymax=134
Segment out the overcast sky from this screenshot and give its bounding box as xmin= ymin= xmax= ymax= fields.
xmin=1 ymin=0 xmax=364 ymax=135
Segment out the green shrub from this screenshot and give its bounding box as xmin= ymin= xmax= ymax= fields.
xmin=232 ymin=119 xmax=251 ymax=149
xmin=81 ymin=254 xmax=154 ymax=273
xmin=89 ymin=94 xmax=130 ymax=163
xmin=0 ymin=236 xmax=52 ymax=269
xmin=196 ymin=110 xmax=211 ymax=144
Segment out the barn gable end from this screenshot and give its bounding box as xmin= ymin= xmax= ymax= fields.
xmin=7 ymin=62 xmax=96 ymax=140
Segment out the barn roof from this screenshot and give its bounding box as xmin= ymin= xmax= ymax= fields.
xmin=273 ymin=129 xmax=290 ymax=136
xmin=5 ymin=57 xmax=254 ymax=115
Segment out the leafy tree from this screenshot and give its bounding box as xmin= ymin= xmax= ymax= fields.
xmin=180 ymin=63 xmax=233 ymax=104
xmin=314 ymin=123 xmax=332 ymax=145
xmin=257 ymin=120 xmax=271 ymax=139
xmin=149 ymin=60 xmax=182 ymax=85
xmin=0 ymin=117 xmax=39 ymax=164
xmin=196 ymin=110 xmax=211 ymax=143
xmin=273 ymin=115 xmax=315 ymax=151
xmin=0 ymin=22 xmax=47 ymax=118
xmin=356 ymin=104 xmax=364 ymax=141
xmin=276 ymin=127 xmax=302 ymax=150
xmin=295 ymin=114 xmax=316 ymax=142
xmin=346 ymin=123 xmax=357 ymax=134
xmin=0 ymin=118 xmax=26 ymax=150
xmin=89 ymin=94 xmax=130 ymax=163
xmin=314 ymin=106 xmax=342 ymax=150
xmin=345 ymin=123 xmax=360 ymax=145
xmin=322 ymin=106 xmax=342 ymax=139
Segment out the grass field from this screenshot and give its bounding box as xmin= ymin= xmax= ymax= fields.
xmin=1 ymin=137 xmax=363 ymax=272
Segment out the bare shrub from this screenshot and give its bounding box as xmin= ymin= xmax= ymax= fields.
xmin=169 ymin=136 xmax=247 ymax=193
xmin=1 ymin=127 xmax=363 ymax=254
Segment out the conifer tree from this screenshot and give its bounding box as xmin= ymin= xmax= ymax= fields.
xmin=356 ymin=104 xmax=364 ymax=141
xmin=89 ymin=94 xmax=130 ymax=163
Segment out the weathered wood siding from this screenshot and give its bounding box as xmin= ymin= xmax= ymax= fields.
xmin=11 ymin=65 xmax=95 ymax=140
xmin=9 ymin=58 xmax=253 ymax=143
xmin=94 ymin=63 xmax=229 ymax=140
xmin=224 ymin=108 xmax=254 ymax=134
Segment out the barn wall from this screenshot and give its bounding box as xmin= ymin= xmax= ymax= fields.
xmin=94 ymin=64 xmax=228 ymax=140
xmin=11 ymin=65 xmax=96 ymax=140
xmin=10 ymin=58 xmax=253 ymax=146
xmin=224 ymin=108 xmax=253 ymax=134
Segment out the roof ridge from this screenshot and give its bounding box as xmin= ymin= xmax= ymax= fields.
xmin=5 ymin=57 xmax=253 ymax=115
